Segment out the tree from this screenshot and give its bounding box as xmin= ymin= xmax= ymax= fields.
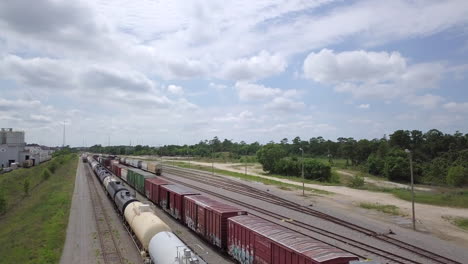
xmin=384 ymin=150 xmax=410 ymax=182
xmin=389 ymin=130 xmax=411 ymax=149
xmin=24 ymin=179 xmax=30 ymax=196
xmin=446 ymin=166 xmax=466 ymax=187
xmin=367 ymin=153 xmax=385 ymax=176
xmin=256 ymin=143 xmax=287 ymax=172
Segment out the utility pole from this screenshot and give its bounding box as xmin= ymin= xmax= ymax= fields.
xmin=62 ymin=121 xmax=66 ymax=148
xmin=211 ymin=145 xmax=214 ymax=176
xmin=405 ymin=149 xmax=416 ymax=231
xmin=300 ymin=148 xmax=305 ymax=196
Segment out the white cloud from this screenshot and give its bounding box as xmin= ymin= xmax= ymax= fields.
xmin=235 ymin=82 xmax=281 ymax=101
xmin=264 ymin=97 xmax=305 ymax=112
xmin=167 ymin=84 xmax=184 ymax=96
xmin=304 ymin=49 xmax=406 ymax=83
xmin=405 ymin=94 xmax=444 ymax=109
xmin=357 ymin=104 xmax=370 ymax=109
xmin=303 ymin=49 xmax=444 ymax=100
xmin=221 ymin=50 xmax=287 ymax=81
xmin=443 ymin=102 xmax=468 ymax=112
xmin=214 ymin=110 xmax=256 ymax=123
xmin=209 ymin=82 xmax=228 ymax=90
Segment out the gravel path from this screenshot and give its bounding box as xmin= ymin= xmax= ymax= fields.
xmin=60 ymin=161 xmax=142 ymax=264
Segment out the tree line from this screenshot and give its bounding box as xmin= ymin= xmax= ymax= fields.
xmin=88 ymin=129 xmax=468 ymax=186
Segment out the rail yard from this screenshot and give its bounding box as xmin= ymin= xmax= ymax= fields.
xmin=64 ymin=154 xmax=466 ymax=264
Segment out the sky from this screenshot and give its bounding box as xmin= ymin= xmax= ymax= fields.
xmin=0 ymin=0 xmax=467 ymax=147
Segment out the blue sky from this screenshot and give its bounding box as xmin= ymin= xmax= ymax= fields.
xmin=0 ymin=0 xmax=467 ymax=147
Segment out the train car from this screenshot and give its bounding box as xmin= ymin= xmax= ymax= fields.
xmin=106 ymin=180 xmax=128 ymax=200
xmin=184 ymin=195 xmax=246 ymax=250
xmin=144 ymin=178 xmax=171 ymax=205
xmin=160 ymin=185 xmax=200 ymax=221
xmin=147 ymin=161 xmax=162 ymax=176
xmin=103 ymin=175 xmax=117 ymax=190
xmin=149 ymin=231 xmax=205 ymax=264
xmin=115 ymin=190 xmax=138 ymax=215
xmin=124 ymin=202 xmax=171 ymax=251
xmin=227 ymin=215 xmax=359 ymax=264
xmin=140 ymin=161 xmax=148 ymax=171
xmin=121 ymin=167 xmax=128 ymax=181
xmin=127 ymin=168 xmax=156 ymax=194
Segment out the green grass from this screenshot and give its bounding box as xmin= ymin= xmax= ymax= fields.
xmin=167 ymin=161 xmax=332 ymax=195
xmin=391 ymin=189 xmax=468 ymax=208
xmin=0 ymin=154 xmax=77 ymax=264
xmin=453 ymin=217 xmax=468 ymax=230
xmin=359 ymin=202 xmax=405 ymax=216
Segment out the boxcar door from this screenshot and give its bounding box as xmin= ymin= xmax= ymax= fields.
xmin=197 ymin=206 xmax=205 ymax=236
xmin=254 ymin=235 xmax=271 ymax=264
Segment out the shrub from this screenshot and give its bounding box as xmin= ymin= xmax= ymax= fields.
xmin=348 ymin=174 xmax=365 ymax=188
xmin=48 ymin=162 xmax=58 ymax=173
xmin=24 ymin=179 xmax=30 ymax=196
xmin=41 ymin=169 xmax=52 ymax=181
xmin=303 ymin=159 xmax=332 ymax=181
xmin=256 ymin=144 xmax=287 ymax=172
xmin=0 ymin=192 xmax=6 ymax=215
xmin=446 ymin=166 xmax=466 ymax=187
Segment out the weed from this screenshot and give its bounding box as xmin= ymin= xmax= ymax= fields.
xmin=359 ymin=202 xmax=404 ymax=216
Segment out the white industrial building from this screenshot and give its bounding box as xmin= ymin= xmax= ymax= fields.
xmin=0 ymin=128 xmax=26 ymax=168
xmin=0 ymin=128 xmax=52 ymax=169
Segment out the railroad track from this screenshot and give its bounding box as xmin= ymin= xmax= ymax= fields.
xmin=85 ymin=164 xmax=125 ymax=264
xmin=162 ymin=165 xmax=461 ymax=264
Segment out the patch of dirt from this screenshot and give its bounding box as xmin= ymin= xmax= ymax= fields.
xmin=335 ymin=169 xmax=432 ymax=191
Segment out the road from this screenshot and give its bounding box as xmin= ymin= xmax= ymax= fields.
xmin=60 ymin=160 xmax=142 ymax=264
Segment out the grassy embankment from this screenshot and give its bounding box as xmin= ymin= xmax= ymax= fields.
xmin=453 ymin=218 xmax=468 ymax=230
xmin=0 ymin=154 xmax=77 ymax=264
xmin=166 ymin=161 xmax=331 ymax=195
xmin=359 ymin=202 xmax=406 ymax=216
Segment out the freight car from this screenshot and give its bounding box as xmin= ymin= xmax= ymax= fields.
xmin=184 ymin=195 xmax=246 ymax=250
xmin=86 ymin=155 xmax=204 ymax=264
xmin=95 ymin=156 xmax=362 ymax=264
xmin=120 ymin=157 xmax=163 ymax=176
xmin=160 ymin=184 xmax=200 ymax=221
xmin=228 ymin=215 xmax=358 ymax=264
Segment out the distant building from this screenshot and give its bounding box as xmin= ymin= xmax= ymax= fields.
xmin=0 ymin=128 xmax=52 ymax=169
xmin=0 ymin=128 xmax=26 ymax=168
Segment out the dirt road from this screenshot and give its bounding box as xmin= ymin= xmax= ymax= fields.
xmin=60 ymin=160 xmax=142 ymax=264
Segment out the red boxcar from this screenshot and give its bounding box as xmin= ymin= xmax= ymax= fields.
xmin=160 ymin=185 xmax=199 ymax=221
xmin=114 ymin=164 xmax=123 ymax=178
xmin=228 ymin=215 xmax=359 ymax=264
xmin=184 ymin=195 xmax=246 ymax=249
xmin=145 ymin=178 xmax=171 ymax=204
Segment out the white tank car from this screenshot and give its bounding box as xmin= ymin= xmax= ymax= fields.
xmin=148 ymin=231 xmax=205 ymax=264
xmin=124 ymin=202 xmax=171 ymax=250
xmin=103 ymin=176 xmax=117 ymax=190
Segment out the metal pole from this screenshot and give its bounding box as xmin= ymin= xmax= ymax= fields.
xmin=410 ymin=152 xmax=416 ymax=231
xmin=300 ymin=148 xmax=304 ymax=196
xmin=211 ymin=147 xmax=214 ymax=175
xmin=187 ymin=150 xmax=190 ymax=168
